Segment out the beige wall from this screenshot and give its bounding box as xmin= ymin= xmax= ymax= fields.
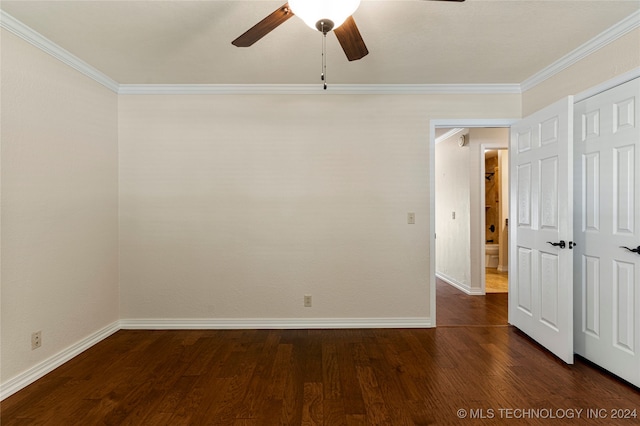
xmin=435 ymin=131 xmax=471 ymax=289
xmin=118 ymin=94 xmax=520 ymax=321
xmin=1 ymin=30 xmax=119 ymax=382
xmin=523 ymin=27 xmax=640 ymax=116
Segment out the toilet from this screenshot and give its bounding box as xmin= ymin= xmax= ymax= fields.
xmin=485 ymin=244 xmax=499 ymax=268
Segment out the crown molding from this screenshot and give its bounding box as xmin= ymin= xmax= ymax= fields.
xmin=521 ymin=9 xmax=640 ymax=92
xmin=0 ymin=11 xmax=517 ymax=96
xmin=2 ymin=8 xmax=638 ymax=96
xmin=435 ymin=127 xmax=466 ymax=144
xmin=0 ymin=10 xmax=120 ymax=93
xmin=118 ymin=83 xmax=521 ymax=95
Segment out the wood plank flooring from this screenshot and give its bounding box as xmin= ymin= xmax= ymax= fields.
xmin=436 ymin=278 xmax=508 ymax=327
xmin=2 ymin=283 xmax=639 ymax=425
xmin=485 ymin=268 xmax=508 ymax=293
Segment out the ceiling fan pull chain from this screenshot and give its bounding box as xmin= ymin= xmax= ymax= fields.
xmin=321 ymin=23 xmax=328 ymax=90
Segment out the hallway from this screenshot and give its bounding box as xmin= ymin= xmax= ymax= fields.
xmin=437 ymin=277 xmax=508 ymax=326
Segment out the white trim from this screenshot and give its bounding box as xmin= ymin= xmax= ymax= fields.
xmin=521 ymin=10 xmax=640 ymax=92
xmin=432 ymin=119 xmax=518 ymax=129
xmin=2 ymin=7 xmax=637 ymax=97
xmin=118 ymin=83 xmax=521 ymax=96
xmin=0 ymin=316 xmax=434 ymax=400
xmin=436 ymin=272 xmax=484 ymax=296
xmin=119 ymin=317 xmax=433 ymax=330
xmin=429 ymin=125 xmax=438 ymax=326
xmin=0 ymin=321 xmax=120 ymax=400
xmin=0 ymin=10 xmax=517 ymax=97
xmin=0 ymin=9 xmax=518 ymax=97
xmin=574 ymin=68 xmax=640 ymax=103
xmin=0 ymin=12 xmax=515 ymax=96
xmin=435 ymin=128 xmax=465 ymax=144
xmin=0 ymin=11 xmax=119 ymax=93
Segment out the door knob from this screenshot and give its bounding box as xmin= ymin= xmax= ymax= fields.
xmin=620 ymin=245 xmax=640 ymax=255
xmin=547 ymin=240 xmax=566 ymax=249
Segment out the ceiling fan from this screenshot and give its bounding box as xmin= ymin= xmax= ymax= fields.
xmin=232 ymin=0 xmax=466 ymax=62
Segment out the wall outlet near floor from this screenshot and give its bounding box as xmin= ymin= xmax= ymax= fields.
xmin=31 ymin=331 xmax=42 ymax=350
xmin=304 ymin=295 xmax=312 ymax=307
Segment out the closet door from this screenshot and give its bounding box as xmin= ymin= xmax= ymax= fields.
xmin=510 ymin=97 xmax=574 ymax=364
xmin=574 ymin=77 xmax=640 ymax=387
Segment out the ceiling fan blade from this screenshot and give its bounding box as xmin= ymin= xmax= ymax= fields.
xmin=333 ymin=16 xmax=369 ymax=62
xmin=232 ymin=3 xmax=294 ymax=47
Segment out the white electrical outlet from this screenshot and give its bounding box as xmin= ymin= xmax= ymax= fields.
xmin=31 ymin=331 xmax=42 ymax=350
xmin=304 ymin=295 xmax=312 ymax=307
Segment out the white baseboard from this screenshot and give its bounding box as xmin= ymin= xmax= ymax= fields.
xmin=1 ymin=316 xmax=434 ymax=400
xmin=0 ymin=321 xmax=120 ymax=400
xmin=120 ymin=317 xmax=434 ymax=330
xmin=436 ymin=272 xmax=484 ymax=295
xmin=497 ymin=265 xmax=509 ymax=273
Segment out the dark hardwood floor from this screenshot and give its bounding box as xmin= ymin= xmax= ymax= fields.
xmin=2 ymin=281 xmax=639 ymax=425
xmin=436 ymin=278 xmax=508 ymax=327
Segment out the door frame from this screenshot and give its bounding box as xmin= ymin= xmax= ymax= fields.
xmin=430 ymin=119 xmax=517 ymax=325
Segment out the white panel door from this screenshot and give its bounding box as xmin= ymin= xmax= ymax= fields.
xmin=510 ymin=97 xmax=574 ymax=364
xmin=574 ymin=78 xmax=640 ymax=387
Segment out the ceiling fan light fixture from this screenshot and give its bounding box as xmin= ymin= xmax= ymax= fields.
xmin=289 ymin=0 xmax=361 ymax=32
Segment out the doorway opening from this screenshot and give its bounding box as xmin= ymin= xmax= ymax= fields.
xmin=430 ymin=120 xmax=516 ymax=326
xmin=483 ymin=148 xmax=509 ymax=294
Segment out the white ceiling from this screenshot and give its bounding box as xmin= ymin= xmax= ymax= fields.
xmin=2 ymin=0 xmax=638 ymax=85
